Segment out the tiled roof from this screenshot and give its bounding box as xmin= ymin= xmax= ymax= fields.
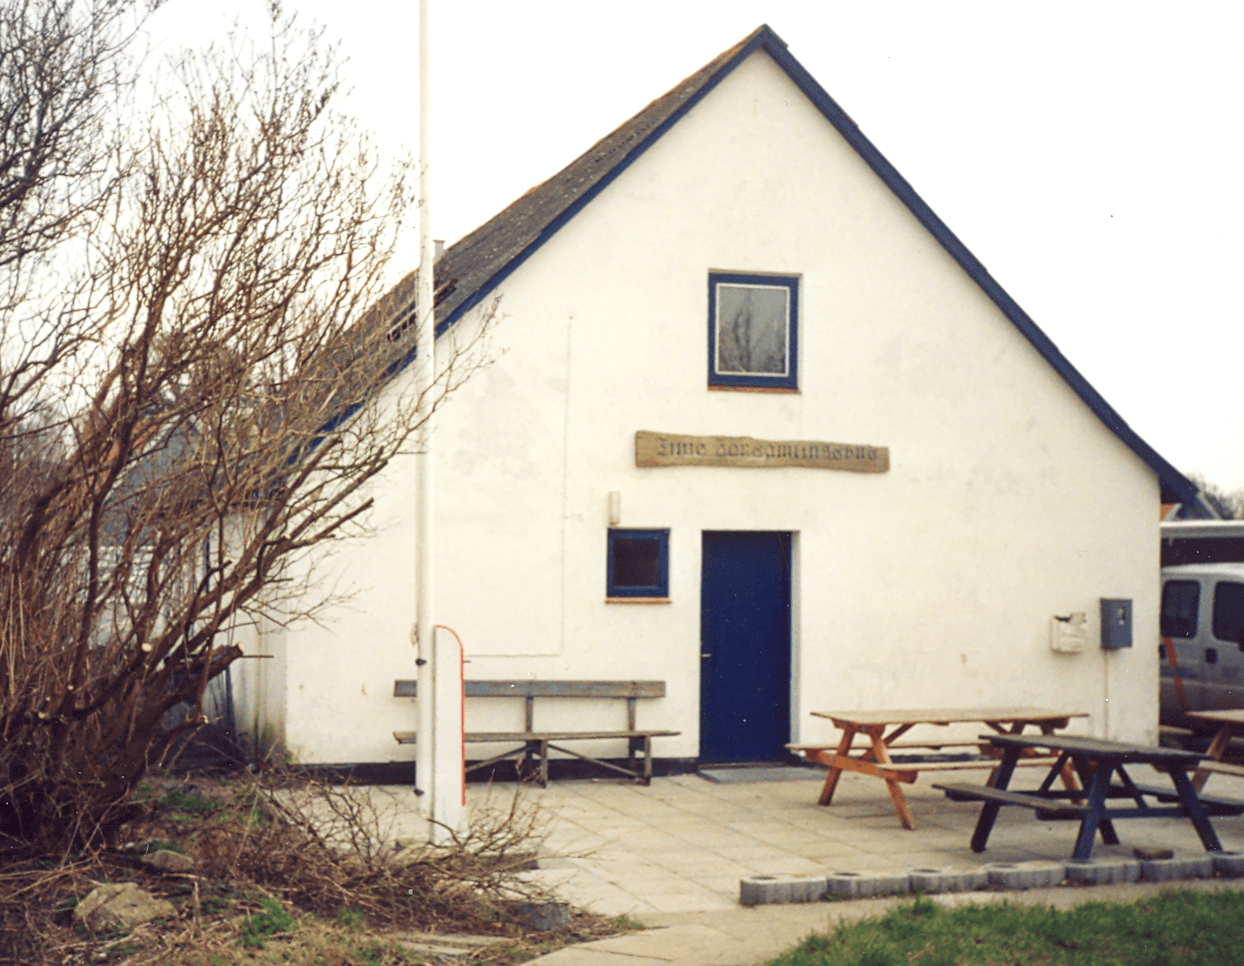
xmin=385 ymin=24 xmax=1198 ymax=507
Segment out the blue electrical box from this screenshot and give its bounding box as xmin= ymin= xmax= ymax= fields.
xmin=1100 ymin=598 xmax=1133 ymax=650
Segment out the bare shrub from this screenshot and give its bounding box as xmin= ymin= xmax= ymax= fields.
xmin=0 ymin=1 xmax=494 ymax=853
xmin=0 ymin=773 xmax=588 ymax=964
xmin=192 ymin=772 xmax=552 ymax=931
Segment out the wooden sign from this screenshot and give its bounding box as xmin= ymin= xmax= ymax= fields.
xmin=635 ymin=431 xmax=889 ymax=472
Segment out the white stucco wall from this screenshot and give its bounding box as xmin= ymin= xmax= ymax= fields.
xmin=266 ymin=49 xmax=1160 ymax=765
xmin=225 ymin=612 xmax=285 ymax=759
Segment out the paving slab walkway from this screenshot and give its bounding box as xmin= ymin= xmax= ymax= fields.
xmin=485 ymin=764 xmax=1244 ymax=966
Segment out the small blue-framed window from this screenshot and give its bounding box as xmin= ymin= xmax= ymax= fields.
xmin=708 ymin=272 xmax=798 ymax=390
xmin=607 ymin=529 xmax=669 ymax=599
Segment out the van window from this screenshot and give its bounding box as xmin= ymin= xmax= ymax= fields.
xmin=1212 ymin=582 xmax=1244 ymax=644
xmin=1161 ymin=580 xmax=1199 ymax=638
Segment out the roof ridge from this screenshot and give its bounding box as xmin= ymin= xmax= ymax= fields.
xmin=434 ymin=25 xmax=771 ymax=316
xmin=376 ymin=25 xmax=1196 ymax=506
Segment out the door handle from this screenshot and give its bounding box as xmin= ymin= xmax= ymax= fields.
xmin=701 ymin=653 xmax=711 ymax=658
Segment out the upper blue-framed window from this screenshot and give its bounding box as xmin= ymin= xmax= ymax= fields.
xmin=607 ymin=529 xmax=669 ymax=599
xmin=708 ymin=272 xmax=799 ymax=390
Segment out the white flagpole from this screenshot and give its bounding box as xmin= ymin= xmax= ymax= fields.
xmin=414 ymin=0 xmax=463 ymax=842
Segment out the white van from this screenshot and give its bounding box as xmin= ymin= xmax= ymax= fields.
xmin=1160 ymin=563 xmax=1244 ymax=728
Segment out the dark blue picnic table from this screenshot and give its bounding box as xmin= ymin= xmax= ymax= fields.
xmin=936 ymin=732 xmax=1242 ymax=861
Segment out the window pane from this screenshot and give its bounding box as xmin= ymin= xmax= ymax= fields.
xmin=614 ymin=537 xmax=660 ymax=588
xmin=1161 ymin=580 xmax=1199 ymax=638
xmin=716 ymin=284 xmax=788 ymax=375
xmin=1213 ymin=582 xmax=1244 ymax=643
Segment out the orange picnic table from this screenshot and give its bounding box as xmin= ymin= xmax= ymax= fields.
xmin=1186 ymin=709 xmax=1244 ymax=792
xmin=790 ymin=707 xmax=1088 ymax=829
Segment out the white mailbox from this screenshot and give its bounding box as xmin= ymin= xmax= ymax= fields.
xmin=1050 ymin=612 xmax=1087 ymax=654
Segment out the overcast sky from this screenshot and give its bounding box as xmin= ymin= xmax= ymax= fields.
xmin=148 ymin=1 xmax=1244 ymax=495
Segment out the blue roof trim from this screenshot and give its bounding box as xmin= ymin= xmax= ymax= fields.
xmin=437 ymin=25 xmax=1196 ymax=505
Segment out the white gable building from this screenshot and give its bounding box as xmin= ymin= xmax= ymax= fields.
xmin=231 ymin=26 xmax=1199 ymax=776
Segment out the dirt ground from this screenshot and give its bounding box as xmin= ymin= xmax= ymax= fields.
xmin=0 ymin=772 xmax=634 ymax=966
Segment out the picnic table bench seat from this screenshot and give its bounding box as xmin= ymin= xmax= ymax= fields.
xmin=1111 ymin=781 xmax=1244 ymax=816
xmin=786 ymin=741 xmax=1064 ymax=781
xmin=1195 ymin=759 xmax=1244 ymax=780
xmin=789 ymin=739 xmax=988 ymax=754
xmin=393 ymin=679 xmax=678 ymax=786
xmin=933 ymin=782 xmax=1093 ymax=820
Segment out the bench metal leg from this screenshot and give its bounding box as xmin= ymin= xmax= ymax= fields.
xmin=1169 ymin=766 xmax=1223 ymax=853
xmin=545 ymin=742 xmax=649 ymax=782
xmin=970 ymin=746 xmax=1022 ymax=852
xmin=1072 ymin=762 xmax=1115 ymax=861
xmin=1070 ymin=758 xmax=1118 ymax=847
xmin=1114 ymin=764 xmax=1149 ymax=809
xmin=1036 ymin=752 xmax=1070 ymax=794
xmin=626 ymin=735 xmax=654 ymax=785
xmin=466 ymin=743 xmax=538 ymax=778
xmin=1038 ymin=721 xmax=1084 ymax=801
xmin=464 ymin=735 xmax=668 ymax=786
xmin=970 ymin=801 xmax=1002 ymax=853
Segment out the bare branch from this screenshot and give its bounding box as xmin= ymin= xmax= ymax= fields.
xmin=0 ymin=2 xmax=495 ymax=851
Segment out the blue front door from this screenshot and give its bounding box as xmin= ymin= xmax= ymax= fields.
xmin=699 ymin=531 xmax=792 ymax=764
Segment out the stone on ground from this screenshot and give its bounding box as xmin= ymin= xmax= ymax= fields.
xmin=74 ymin=882 xmax=176 ymax=931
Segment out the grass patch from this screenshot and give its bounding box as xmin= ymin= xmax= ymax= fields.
xmin=239 ymin=895 xmax=296 ymax=949
xmin=159 ymin=788 xmax=222 ymax=817
xmin=770 ymin=890 xmax=1244 ymax=966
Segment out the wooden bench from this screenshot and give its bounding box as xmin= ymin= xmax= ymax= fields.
xmin=393 ymin=680 xmax=679 ymax=786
